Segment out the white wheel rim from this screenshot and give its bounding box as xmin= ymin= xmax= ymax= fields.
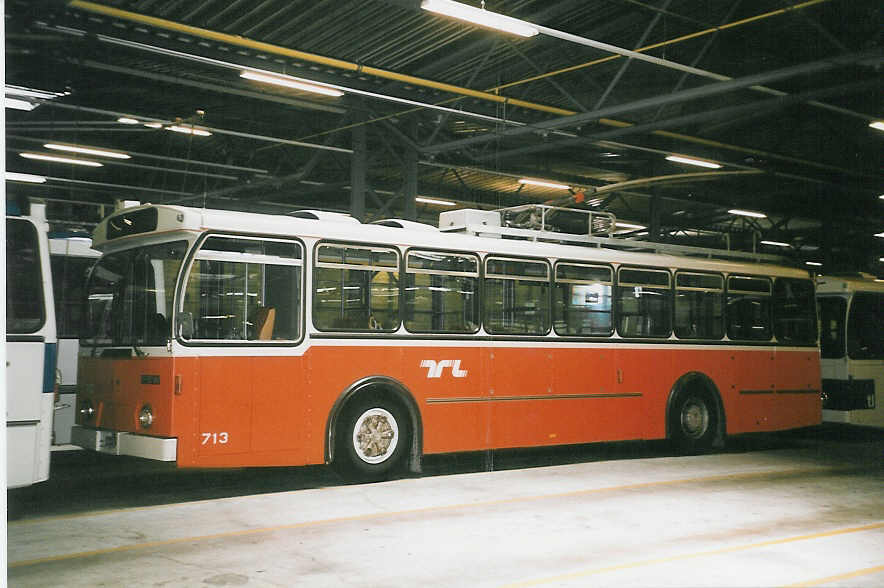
xmin=352 ymin=407 xmax=399 ymax=464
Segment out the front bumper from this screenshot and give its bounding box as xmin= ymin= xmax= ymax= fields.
xmin=71 ymin=425 xmax=177 ymax=461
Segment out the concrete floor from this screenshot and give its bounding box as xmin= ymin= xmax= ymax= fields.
xmin=7 ymin=427 xmax=884 ymax=587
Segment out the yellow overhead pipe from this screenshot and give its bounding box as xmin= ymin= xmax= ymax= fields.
xmin=67 ymin=0 xmax=573 ymax=116
xmin=492 ymin=0 xmax=833 ymax=92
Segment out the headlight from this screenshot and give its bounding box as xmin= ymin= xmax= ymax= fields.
xmin=138 ymin=404 xmax=154 ymax=429
xmin=78 ymin=399 xmax=95 ymax=421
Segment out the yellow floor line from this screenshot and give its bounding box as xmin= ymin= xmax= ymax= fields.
xmin=8 ymin=465 xmax=864 ymax=568
xmin=784 ymin=563 xmax=884 ymax=587
xmin=502 ymin=522 xmax=884 ymax=587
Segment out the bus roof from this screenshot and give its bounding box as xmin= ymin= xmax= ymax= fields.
xmin=92 ymin=203 xmax=811 ymax=279
xmin=817 ymin=274 xmax=884 ymax=294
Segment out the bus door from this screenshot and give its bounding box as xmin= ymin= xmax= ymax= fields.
xmin=400 ymin=249 xmax=487 ymax=455
xmin=179 ymin=235 xmax=305 ymax=466
xmin=483 ymin=257 xmax=555 ymax=449
xmin=725 ymin=275 xmax=777 ymax=432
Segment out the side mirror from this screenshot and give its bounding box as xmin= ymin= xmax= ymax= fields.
xmin=176 ymin=312 xmax=194 ymax=340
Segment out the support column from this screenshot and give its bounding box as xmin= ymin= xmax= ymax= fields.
xmin=350 ymin=114 xmax=367 ymax=221
xmin=649 ymin=194 xmax=662 ymax=242
xmin=404 ymin=121 xmax=418 ymax=221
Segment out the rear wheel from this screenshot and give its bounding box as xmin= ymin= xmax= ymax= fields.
xmin=335 ymin=395 xmax=409 ymax=480
xmin=670 ymin=391 xmax=717 ymax=453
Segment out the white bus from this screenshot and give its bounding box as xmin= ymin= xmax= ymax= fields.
xmin=6 ymin=203 xmax=58 ymax=487
xmin=49 ymin=235 xmax=100 ymax=445
xmin=817 ymin=274 xmax=884 ymax=428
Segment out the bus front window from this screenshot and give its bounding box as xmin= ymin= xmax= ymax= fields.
xmin=84 ymin=241 xmax=187 ymax=347
xmin=6 ymin=218 xmax=45 ymax=334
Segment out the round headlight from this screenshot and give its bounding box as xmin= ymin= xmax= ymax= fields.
xmin=78 ymin=399 xmax=95 ymax=421
xmin=138 ymin=404 xmax=154 ymax=429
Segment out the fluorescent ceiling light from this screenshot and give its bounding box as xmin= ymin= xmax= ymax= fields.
xmin=728 ymin=208 xmax=767 ymax=219
xmin=167 ymin=125 xmax=212 ymax=137
xmin=117 ymin=117 xmax=140 ymax=125
xmin=5 ymin=97 xmax=38 ymax=111
xmin=518 ymin=178 xmax=571 ymax=190
xmin=421 ymin=0 xmax=539 ymax=37
xmin=875 ymin=232 xmax=884 ymax=238
xmin=666 ymin=155 xmax=722 ymax=169
xmin=240 ymin=71 xmax=345 ymax=98
xmin=615 ymin=221 xmax=646 ymax=230
xmin=20 ymin=152 xmax=103 ymax=167
xmin=44 ymin=143 xmax=131 ymax=159
xmin=869 ymin=121 xmax=884 ymax=132
xmin=5 ymin=85 xmax=67 ymax=100
xmin=144 ymin=122 xmax=164 ymax=129
xmin=760 ymin=240 xmax=791 ymax=248
xmin=5 ymin=85 xmax=69 ymax=111
xmin=6 ymin=172 xmax=47 ymax=183
xmin=805 ymin=261 xmax=823 ymax=267
xmin=416 ymin=196 xmax=457 ymax=206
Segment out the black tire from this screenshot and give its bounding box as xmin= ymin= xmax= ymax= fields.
xmin=334 ymin=394 xmax=410 ymax=481
xmin=669 ymin=391 xmax=717 ymax=453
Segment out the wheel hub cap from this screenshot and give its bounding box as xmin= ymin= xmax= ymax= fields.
xmin=353 ymin=408 xmax=399 ymax=464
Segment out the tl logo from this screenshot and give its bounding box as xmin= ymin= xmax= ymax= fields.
xmin=420 ymin=359 xmax=468 ymax=379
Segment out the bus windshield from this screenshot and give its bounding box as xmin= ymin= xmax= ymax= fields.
xmin=83 ymin=241 xmax=187 ymax=347
xmin=6 ymin=218 xmax=46 ymax=334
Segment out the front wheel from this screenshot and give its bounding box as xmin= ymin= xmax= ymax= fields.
xmin=335 ymin=396 xmax=409 ymax=480
xmin=670 ymin=392 xmax=717 ymax=453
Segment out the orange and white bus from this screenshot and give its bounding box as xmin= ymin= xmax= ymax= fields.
xmin=817 ymin=274 xmax=884 ymax=428
xmin=71 ymin=204 xmax=821 ymax=479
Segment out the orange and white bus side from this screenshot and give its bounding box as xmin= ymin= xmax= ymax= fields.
xmin=72 ymin=204 xmax=821 ymax=478
xmin=817 ymin=275 xmax=884 ymax=428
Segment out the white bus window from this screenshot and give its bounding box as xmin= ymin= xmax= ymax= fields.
xmin=6 ymin=218 xmax=45 ymax=334
xmin=404 ymin=250 xmax=479 ymax=334
xmin=553 ymin=263 xmax=613 ymax=336
xmin=773 ymin=278 xmax=816 ymax=345
xmin=314 ymin=244 xmax=400 ymax=331
xmin=847 ymin=292 xmax=884 ymax=360
xmin=726 ymin=276 xmax=772 ymax=341
xmin=51 ymin=255 xmax=96 ymax=339
xmin=674 ymin=272 xmax=724 ymax=340
xmin=484 ymin=257 xmax=550 ymax=335
xmin=617 ymin=267 xmax=671 ymax=338
xmin=818 ymin=297 xmax=846 ymax=359
xmin=182 ymin=236 xmax=302 ymax=342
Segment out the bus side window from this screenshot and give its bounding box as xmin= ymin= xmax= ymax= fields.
xmin=616 ymin=267 xmax=671 ymax=338
xmin=404 ymin=250 xmax=479 ymax=334
xmin=772 ymin=278 xmax=816 ymax=345
xmin=553 ymin=263 xmax=613 ymax=336
xmin=182 ymin=236 xmax=302 ymax=343
xmin=484 ymin=257 xmax=550 ymax=335
xmin=726 ymin=276 xmax=772 ymax=341
xmin=674 ymin=272 xmax=723 ymax=340
xmin=313 ymin=244 xmax=400 ymax=332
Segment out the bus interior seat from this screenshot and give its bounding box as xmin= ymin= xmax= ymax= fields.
xmin=254 ymin=306 xmax=276 ymax=340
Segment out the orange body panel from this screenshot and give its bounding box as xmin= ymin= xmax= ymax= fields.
xmin=77 ymin=344 xmax=821 ymax=469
